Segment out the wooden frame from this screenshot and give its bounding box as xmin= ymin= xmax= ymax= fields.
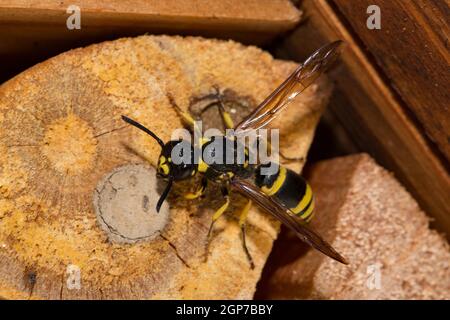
xmin=278 ymin=0 xmax=450 ymax=235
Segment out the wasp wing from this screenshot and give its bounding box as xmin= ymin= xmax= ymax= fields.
xmin=234 ymin=41 xmax=343 ymax=134
xmin=231 ymin=177 xmax=348 ymax=264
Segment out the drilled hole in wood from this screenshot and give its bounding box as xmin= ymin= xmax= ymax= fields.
xmin=189 ymin=88 xmax=255 ymax=131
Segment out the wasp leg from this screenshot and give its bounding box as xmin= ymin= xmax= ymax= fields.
xmin=184 ymin=177 xmax=208 ymax=200
xmin=167 ymin=93 xmax=204 ymax=151
xmin=215 ymin=93 xmax=234 ymax=130
xmin=204 ymin=186 xmax=230 ymax=262
xmin=190 ymin=97 xmax=217 ymax=117
xmin=279 ymin=151 xmax=305 ymax=163
xmin=239 ymin=199 xmax=255 ymax=269
xmin=167 ymin=93 xmax=201 ymax=133
xmin=207 ymin=186 xmax=230 ymax=238
xmin=193 ymin=87 xmax=235 ymax=130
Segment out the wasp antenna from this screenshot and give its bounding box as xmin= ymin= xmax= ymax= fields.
xmin=121 ymin=115 xmax=165 ymax=148
xmin=156 ymin=178 xmax=173 ymax=213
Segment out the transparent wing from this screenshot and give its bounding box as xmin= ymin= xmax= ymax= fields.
xmin=235 ymin=41 xmax=343 ymax=134
xmin=231 ymin=177 xmax=348 ymax=264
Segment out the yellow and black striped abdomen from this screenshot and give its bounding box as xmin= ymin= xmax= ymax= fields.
xmin=254 ymin=163 xmax=315 ymax=222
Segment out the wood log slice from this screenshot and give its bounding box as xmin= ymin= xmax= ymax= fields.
xmin=0 ymin=35 xmax=332 ymax=299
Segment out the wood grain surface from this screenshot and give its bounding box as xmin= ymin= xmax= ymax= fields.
xmin=331 ymin=0 xmax=450 ymax=163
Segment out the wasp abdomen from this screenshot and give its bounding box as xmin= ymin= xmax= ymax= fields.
xmin=254 ymin=163 xmax=315 ymax=222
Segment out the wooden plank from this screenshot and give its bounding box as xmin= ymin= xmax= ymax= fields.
xmin=0 ymin=0 xmax=301 ymax=83
xmin=0 ymin=0 xmax=300 ymax=32
xmin=331 ymin=0 xmax=450 ymax=162
xmin=277 ymin=0 xmax=450 ymax=235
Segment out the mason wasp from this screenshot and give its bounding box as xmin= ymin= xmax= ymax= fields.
xmin=122 ymin=41 xmax=348 ymax=268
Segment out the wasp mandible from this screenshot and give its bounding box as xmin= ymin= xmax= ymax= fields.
xmin=122 ymin=41 xmax=348 ymax=268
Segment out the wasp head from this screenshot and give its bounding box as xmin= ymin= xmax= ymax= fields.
xmin=157 ymin=139 xmax=197 ymax=181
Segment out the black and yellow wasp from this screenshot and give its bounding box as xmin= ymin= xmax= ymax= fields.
xmin=122 ymin=41 xmax=348 ymax=268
